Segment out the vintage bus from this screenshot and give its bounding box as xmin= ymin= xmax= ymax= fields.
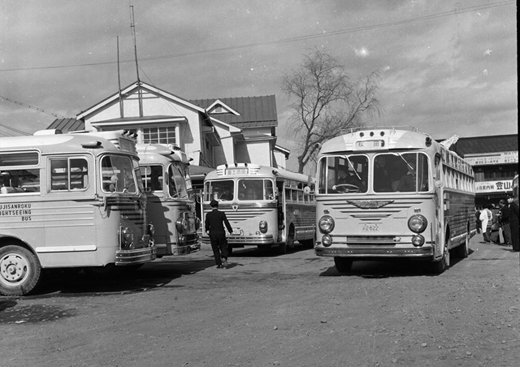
xmin=201 ymin=163 xmax=316 ymax=253
xmin=137 ymin=143 xmax=200 ymax=257
xmin=0 ymin=130 xmax=155 ymax=296
xmin=314 ymin=128 xmax=475 ymax=274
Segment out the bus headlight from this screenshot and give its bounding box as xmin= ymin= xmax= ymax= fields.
xmin=259 ymin=220 xmax=268 ymax=233
xmin=319 ymin=215 xmax=335 ymax=234
xmin=408 ymin=214 xmax=427 ymax=233
xmin=412 ymin=235 xmax=425 ymax=247
xmin=176 ymin=217 xmax=187 ymax=234
xmin=120 ymin=227 xmax=134 ymax=248
xmin=322 ymin=235 xmax=332 ymax=247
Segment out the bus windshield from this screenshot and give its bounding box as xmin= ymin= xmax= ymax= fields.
xmin=101 ymin=155 xmax=139 ymax=193
xmin=169 ymin=163 xmax=189 ymax=199
xmin=238 ymin=179 xmax=274 ymax=201
xmin=318 ymin=153 xmax=429 ymax=194
xmin=204 ymin=180 xmax=234 ymax=201
xmin=318 ymin=155 xmax=368 ymax=194
xmin=373 ymin=153 xmax=429 ymax=193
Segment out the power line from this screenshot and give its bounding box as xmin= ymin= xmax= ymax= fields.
xmin=0 ymin=122 xmax=32 ymax=136
xmin=0 ymin=1 xmax=514 ymax=73
xmin=0 ymin=95 xmax=67 ymax=119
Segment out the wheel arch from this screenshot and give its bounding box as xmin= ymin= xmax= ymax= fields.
xmin=0 ymin=235 xmax=36 ymax=255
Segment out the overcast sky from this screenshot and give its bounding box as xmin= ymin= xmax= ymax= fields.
xmin=0 ymin=0 xmax=517 ymax=170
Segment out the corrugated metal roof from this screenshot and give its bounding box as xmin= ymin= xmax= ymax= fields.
xmin=190 ymin=95 xmax=278 ymax=128
xmin=47 ymin=118 xmax=85 ymax=133
xmin=450 ymin=134 xmax=518 ymax=156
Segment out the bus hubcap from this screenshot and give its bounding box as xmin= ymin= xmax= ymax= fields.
xmin=0 ymin=254 xmax=29 ymax=283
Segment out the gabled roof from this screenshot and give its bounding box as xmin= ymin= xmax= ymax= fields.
xmin=449 ymin=134 xmax=518 ymax=157
xmin=77 ymin=81 xmax=206 ymax=120
xmin=47 ymin=118 xmax=84 ymax=133
xmin=190 ymin=95 xmax=277 ymax=128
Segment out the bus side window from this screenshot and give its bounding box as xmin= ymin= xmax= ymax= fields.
xmin=70 ymin=158 xmax=88 ymax=189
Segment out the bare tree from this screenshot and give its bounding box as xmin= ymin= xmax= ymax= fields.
xmin=282 ymin=49 xmax=381 ymax=173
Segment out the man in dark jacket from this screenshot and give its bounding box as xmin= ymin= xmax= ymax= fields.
xmin=205 ymin=200 xmax=233 ymax=268
xmin=508 ymin=196 xmax=519 ymax=252
xmin=498 ymin=199 xmax=511 ymax=246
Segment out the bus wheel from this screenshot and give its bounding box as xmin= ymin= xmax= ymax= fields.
xmin=0 ymin=244 xmax=42 ymax=296
xmin=454 ymin=234 xmax=469 ymax=259
xmin=334 ymin=257 xmax=353 ymax=273
xmin=227 ymin=245 xmax=233 ymax=256
xmin=431 ymin=246 xmax=450 ymax=274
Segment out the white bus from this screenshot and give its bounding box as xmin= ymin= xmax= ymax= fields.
xmin=202 ymin=163 xmax=316 ymax=253
xmin=0 ymin=130 xmax=155 ymax=295
xmin=137 ymin=143 xmax=200 ymax=257
xmin=314 ymin=128 xmax=475 ymax=274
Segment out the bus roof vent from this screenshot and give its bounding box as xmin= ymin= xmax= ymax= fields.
xmin=34 ymin=129 xmax=62 ymax=135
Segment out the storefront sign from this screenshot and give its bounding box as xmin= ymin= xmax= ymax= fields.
xmin=475 ymin=180 xmax=513 ymax=194
xmin=464 ymin=151 xmax=518 ymax=166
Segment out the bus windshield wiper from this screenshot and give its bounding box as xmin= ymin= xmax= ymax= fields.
xmin=343 ymin=155 xmax=362 ymax=181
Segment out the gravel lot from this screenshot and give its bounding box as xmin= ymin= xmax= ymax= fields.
xmin=1 ymin=235 xmax=519 ymax=367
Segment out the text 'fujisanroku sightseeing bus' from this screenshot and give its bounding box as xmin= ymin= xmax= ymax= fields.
xmin=202 ymin=163 xmax=316 ymax=253
xmin=0 ymin=130 xmax=155 ymax=296
xmin=314 ymin=128 xmax=475 ymax=274
xmin=137 ymin=143 xmax=200 ymax=257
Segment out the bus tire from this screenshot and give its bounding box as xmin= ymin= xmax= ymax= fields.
xmin=431 ymin=246 xmax=449 ymax=274
xmin=227 ymin=245 xmax=233 ymax=256
xmin=454 ymin=234 xmax=469 ymax=259
xmin=0 ymin=244 xmax=42 ymax=296
xmin=334 ymin=257 xmax=353 ymax=273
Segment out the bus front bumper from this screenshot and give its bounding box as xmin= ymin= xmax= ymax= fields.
xmin=116 ymin=245 xmax=157 ymax=265
xmin=156 ymin=242 xmax=201 ymax=256
xmin=201 ymin=234 xmax=275 ymax=246
xmin=315 ymin=244 xmax=433 ymax=258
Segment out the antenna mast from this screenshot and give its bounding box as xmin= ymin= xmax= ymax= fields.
xmin=117 ymin=36 xmax=124 ymax=118
xmin=130 ymin=5 xmax=143 ymax=117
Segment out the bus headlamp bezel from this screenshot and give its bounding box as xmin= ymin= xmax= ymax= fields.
xmin=319 ymin=215 xmax=335 ymax=234
xmin=408 ymin=214 xmax=428 ymax=233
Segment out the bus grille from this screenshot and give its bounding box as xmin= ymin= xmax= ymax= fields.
xmin=321 ymin=198 xmax=424 ymax=222
xmin=220 ymin=208 xmax=273 ymax=223
xmin=106 ymin=196 xmax=145 ymax=225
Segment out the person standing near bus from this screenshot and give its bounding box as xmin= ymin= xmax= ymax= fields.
xmin=498 ymin=199 xmax=511 ymax=246
xmin=479 ymin=205 xmax=493 ymax=243
xmin=508 ymin=196 xmax=519 ymax=251
xmin=205 ymin=199 xmax=233 ymax=268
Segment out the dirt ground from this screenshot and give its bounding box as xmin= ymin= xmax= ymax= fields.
xmin=1 ymin=235 xmax=519 ymax=367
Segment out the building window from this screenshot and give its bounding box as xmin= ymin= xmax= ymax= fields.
xmin=142 ymin=126 xmax=177 ymax=145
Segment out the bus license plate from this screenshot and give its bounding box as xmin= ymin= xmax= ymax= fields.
xmin=362 ymin=223 xmax=379 ymax=232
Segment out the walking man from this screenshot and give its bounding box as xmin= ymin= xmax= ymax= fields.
xmin=205 ymin=199 xmax=233 ymax=268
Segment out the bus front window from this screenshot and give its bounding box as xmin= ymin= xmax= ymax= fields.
xmin=373 ymin=153 xmax=429 ymax=193
xmin=238 ymin=179 xmax=274 ymax=200
xmin=101 ymin=155 xmax=137 ymax=193
xmin=318 ymin=155 xmax=368 ymax=194
xmin=204 ymin=180 xmax=235 ymax=201
xmin=169 ymin=164 xmax=189 ymax=199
